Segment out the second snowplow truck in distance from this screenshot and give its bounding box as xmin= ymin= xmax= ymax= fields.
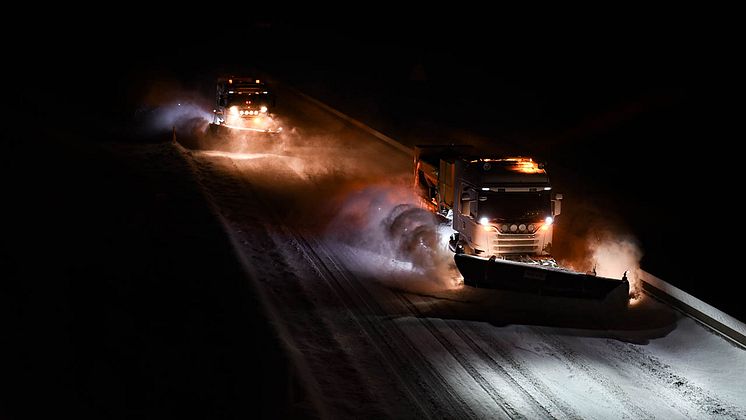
xmin=209 ymin=76 xmax=281 ymax=135
xmin=213 ymin=77 xmax=274 ymax=124
xmin=414 ymin=145 xmax=629 ymax=303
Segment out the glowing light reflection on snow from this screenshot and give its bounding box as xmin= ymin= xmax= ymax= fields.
xmin=195 ymin=150 xmax=282 ymax=160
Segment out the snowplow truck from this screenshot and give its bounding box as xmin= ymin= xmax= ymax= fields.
xmin=213 ymin=77 xmax=274 ymax=125
xmin=414 ymin=145 xmax=629 ymax=302
xmin=208 ymin=76 xmax=281 ymax=136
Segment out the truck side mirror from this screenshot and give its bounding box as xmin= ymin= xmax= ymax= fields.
xmin=460 ymin=188 xmax=476 ymax=217
xmin=460 ymin=188 xmax=477 ymax=202
xmin=553 ymin=193 xmax=562 ymax=216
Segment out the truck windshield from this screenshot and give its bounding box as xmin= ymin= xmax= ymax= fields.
xmin=477 ymin=191 xmax=551 ymax=222
xmin=227 ymin=93 xmax=270 ymax=106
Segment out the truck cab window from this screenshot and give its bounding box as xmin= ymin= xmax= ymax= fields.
xmin=460 ymin=186 xmax=477 ymax=218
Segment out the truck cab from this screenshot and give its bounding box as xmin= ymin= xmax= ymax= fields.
xmin=213 ymin=77 xmax=274 ymax=126
xmin=454 ymin=157 xmax=562 ymax=258
xmin=414 ymin=146 xmax=562 ymax=259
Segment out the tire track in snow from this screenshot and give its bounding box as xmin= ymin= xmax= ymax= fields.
xmin=462 ymin=324 xmax=583 ymax=419
xmin=604 ymin=338 xmax=746 ymax=419
xmin=207 ymin=154 xmax=479 ymax=419
xmin=176 ymin=148 xmax=334 ymax=418
xmin=185 ymin=151 xmax=396 ymax=418
xmin=397 ymin=290 xmax=583 ymax=419
xmin=327 ymin=229 xmax=587 ymax=419
xmin=328 ymin=241 xmax=580 ymax=419
xmin=532 ymin=329 xmax=654 ymax=419
xmin=392 ymin=292 xmax=543 ymax=420
xmin=293 ymin=233 xmax=481 ymax=419
xmin=420 ymin=305 xmax=575 ymax=418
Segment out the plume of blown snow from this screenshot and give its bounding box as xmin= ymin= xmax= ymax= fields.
xmin=589 ymin=234 xmax=643 ymax=299
xmin=146 ymin=102 xmax=212 ymax=134
xmin=131 ymin=79 xmax=213 ymax=142
xmin=327 ymin=184 xmax=460 ymax=292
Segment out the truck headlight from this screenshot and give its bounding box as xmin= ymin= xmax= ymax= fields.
xmin=260 ymin=106 xmax=268 ymax=113
xmin=519 ymin=224 xmax=527 ymax=232
xmin=479 ymin=217 xmax=489 ymax=225
xmin=545 ymin=216 xmax=554 ymax=225
xmin=528 ymin=224 xmax=536 ymax=232
xmin=230 ymin=106 xmax=238 ymax=116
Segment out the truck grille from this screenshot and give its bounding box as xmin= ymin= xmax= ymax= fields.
xmin=491 ymin=232 xmax=540 ymax=255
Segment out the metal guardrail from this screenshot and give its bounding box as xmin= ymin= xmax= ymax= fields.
xmin=641 ymin=271 xmax=746 ymax=348
xmin=283 ymin=85 xmax=413 ymax=155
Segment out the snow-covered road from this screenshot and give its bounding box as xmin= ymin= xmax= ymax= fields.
xmin=174 ymin=84 xmax=746 ymax=418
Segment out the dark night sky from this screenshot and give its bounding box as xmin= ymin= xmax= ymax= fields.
xmin=25 ymin=15 xmax=737 ymax=127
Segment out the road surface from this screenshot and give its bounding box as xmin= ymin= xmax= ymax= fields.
xmin=170 ymin=83 xmax=746 ymax=419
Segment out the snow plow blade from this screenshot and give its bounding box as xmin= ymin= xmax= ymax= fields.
xmin=207 ymin=122 xmax=282 ymax=136
xmin=455 ymin=254 xmax=629 ymax=301
xmin=171 ymin=124 xmax=282 ymax=152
